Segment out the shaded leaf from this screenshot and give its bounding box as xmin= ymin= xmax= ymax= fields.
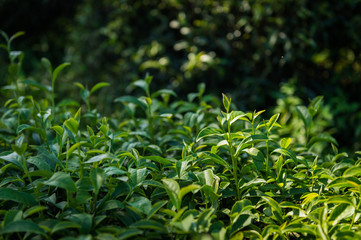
xmin=44 ymin=172 xmax=77 ymax=192
xmin=0 ymin=188 xmax=37 ymax=206
xmin=0 ymin=220 xmax=45 ymax=235
xmin=296 ymin=105 xmax=311 ymax=127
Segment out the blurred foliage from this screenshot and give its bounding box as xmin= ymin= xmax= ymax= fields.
xmin=1 ymin=0 xmax=361 ymax=150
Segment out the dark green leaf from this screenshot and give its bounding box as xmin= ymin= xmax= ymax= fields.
xmin=44 ymin=172 xmax=77 ymax=192
xmin=0 ymin=188 xmax=37 ymax=206
xmin=0 ymin=220 xmax=45 ymax=235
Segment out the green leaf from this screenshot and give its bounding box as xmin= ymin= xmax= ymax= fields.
xmin=328 ymin=203 xmax=355 ymax=226
xmin=41 ymin=57 xmax=52 ymax=73
xmin=343 ymin=166 xmax=361 ymax=178
xmin=97 ymin=200 xmax=124 ymax=213
xmin=129 ymin=168 xmax=148 ymax=189
xmin=162 ymin=179 xmax=180 ymax=210
xmin=0 ymin=30 xmax=9 ymax=42
xmin=262 ymin=225 xmax=282 ymax=239
xmin=229 ymin=111 xmax=247 ymax=125
xmin=66 ymin=213 xmax=92 ymax=234
xmin=64 ymin=117 xmax=79 ymax=134
xmin=31 ymin=146 xmax=64 ymax=169
xmin=57 ymin=99 xmax=80 ymax=108
xmin=147 ymin=200 xmax=168 ymax=219
xmin=267 ymin=113 xmax=280 ymax=132
xmin=296 ymin=105 xmax=311 ymax=128
xmin=301 ymin=192 xmax=319 ymax=206
xmin=104 ymin=166 xmax=127 ymax=176
xmin=131 ymin=220 xmax=167 ymax=232
xmin=0 ymin=220 xmax=45 ymax=236
xmin=282 ymin=223 xmax=315 ymax=235
xmin=327 ymin=196 xmax=355 ymax=206
xmin=114 ymin=96 xmax=147 ymax=110
xmin=0 ymin=152 xmax=22 ymax=169
xmin=52 ymin=62 xmax=70 ymax=83
xmin=23 ymin=206 xmax=48 ymax=218
xmin=308 ymin=133 xmax=338 ymax=147
xmin=90 ymin=82 xmax=110 ymax=94
xmin=222 ymin=93 xmax=231 ymax=113
xmin=67 ymin=141 xmax=89 ymax=160
xmin=231 ymin=199 xmax=253 ymax=217
xmin=280 ymin=138 xmax=292 ymax=148
xmin=21 ymin=79 xmax=50 ymax=92
xmin=201 ymin=152 xmax=232 ymax=170
xmin=178 ymin=184 xmax=200 ymax=203
xmin=235 ymin=134 xmax=269 ymax=156
xmin=74 ymin=82 xmax=85 ymax=90
xmin=9 ymin=31 xmax=25 ymax=43
xmin=243 ymin=147 xmax=264 ymax=171
xmin=261 ymin=196 xmax=283 ymax=217
xmin=176 ymin=160 xmax=189 ymax=178
xmin=51 ymin=125 xmax=64 ymax=136
xmin=151 ymin=89 xmax=177 ymax=98
xmin=118 ymin=229 xmax=143 ymax=240
xmin=231 ymin=214 xmax=253 ymax=235
xmin=133 ymin=80 xmax=149 ymax=95
xmin=127 ymin=196 xmax=152 ymax=215
xmin=0 ymin=188 xmax=37 ymax=206
xmin=44 ymin=172 xmax=77 ymax=192
xmin=196 ymin=127 xmax=223 ymax=142
xmin=272 ymin=148 xmax=298 ymax=165
xmin=51 ymin=221 xmax=81 ymax=234
xmin=328 ymin=177 xmax=361 ymax=192
xmin=142 ymin=156 xmax=172 ymax=165
xmin=84 ymin=153 xmax=113 ymax=164
xmin=90 ymin=168 xmax=105 ymax=195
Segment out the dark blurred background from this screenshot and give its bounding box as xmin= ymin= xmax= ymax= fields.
xmin=1 ymin=0 xmax=361 ymax=150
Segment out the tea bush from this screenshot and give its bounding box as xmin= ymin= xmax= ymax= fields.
xmin=1 ymin=31 xmax=361 ymax=240
xmin=1 ymin=0 xmax=361 ymax=150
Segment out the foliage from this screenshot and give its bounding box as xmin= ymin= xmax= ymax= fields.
xmin=1 ymin=32 xmax=361 ymax=239
xmin=1 ymin=1 xmax=361 ymax=150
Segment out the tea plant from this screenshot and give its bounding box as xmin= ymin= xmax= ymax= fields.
xmin=1 ymin=31 xmax=361 ymax=240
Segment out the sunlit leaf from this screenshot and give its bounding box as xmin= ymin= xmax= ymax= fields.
xmin=196 ymin=127 xmax=223 ymax=142
xmin=90 ymin=82 xmax=110 ymax=94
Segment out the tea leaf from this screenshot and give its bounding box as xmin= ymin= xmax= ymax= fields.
xmin=162 ymin=179 xmax=180 ymax=210
xmin=90 ymin=82 xmax=110 ymax=94
xmin=51 ymin=221 xmax=81 ymax=234
xmin=52 ymin=62 xmax=70 ymax=83
xmin=0 ymin=188 xmax=37 ymax=206
xmin=131 ymin=219 xmax=167 ymax=232
xmin=261 ymin=196 xmax=283 ymax=217
xmin=343 ymin=166 xmax=361 ymax=178
xmin=44 ymin=172 xmax=77 ymax=192
xmin=64 ymin=117 xmax=79 ymax=134
xmin=196 ymin=127 xmax=223 ymax=142
xmin=296 ymin=105 xmax=311 ymax=127
xmin=0 ymin=220 xmax=45 ymax=235
xmin=90 ymin=168 xmax=105 ymax=195
xmin=267 ymin=113 xmax=280 ymax=131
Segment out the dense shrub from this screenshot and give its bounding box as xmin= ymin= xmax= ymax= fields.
xmin=1 ymin=1 xmax=361 ymax=148
xmin=1 ymin=32 xmax=361 ymax=239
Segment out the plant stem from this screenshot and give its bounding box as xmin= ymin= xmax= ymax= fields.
xmin=350 ymin=194 xmax=361 ymax=230
xmin=21 ymin=154 xmax=34 ymax=189
xmin=227 ymin=122 xmax=240 ymax=200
